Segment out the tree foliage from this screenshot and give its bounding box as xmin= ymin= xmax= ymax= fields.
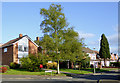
xmin=39 ymin=4 xmax=87 ymax=73
xmin=99 ymin=34 xmax=110 ymax=66
xmin=40 ymin=4 xmax=68 ymax=74
xmin=99 ymin=34 xmax=110 ymax=59
xmin=60 ymin=28 xmax=83 ymax=63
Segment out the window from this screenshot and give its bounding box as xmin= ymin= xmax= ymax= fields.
xmin=4 ymin=48 xmax=7 ymax=52
xmin=93 ymin=57 xmax=95 ymax=60
xmin=24 ymin=47 xmax=28 ymax=52
xmin=18 ymin=45 xmax=23 ymax=51
xmin=18 ymin=45 xmax=28 ymax=52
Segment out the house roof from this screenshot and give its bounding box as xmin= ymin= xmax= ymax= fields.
xmin=93 ymin=50 xmax=99 ymax=54
xmin=2 ymin=36 xmax=24 ymax=47
xmin=82 ymin=47 xmax=99 ymax=54
xmin=0 ymin=43 xmax=3 ymax=47
xmin=2 ymin=35 xmax=39 ymax=47
xmin=82 ymin=47 xmax=94 ymax=53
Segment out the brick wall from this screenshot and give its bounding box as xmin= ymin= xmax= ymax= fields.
xmin=29 ymin=40 xmax=38 ymax=55
xmin=13 ymin=43 xmax=18 ymax=63
xmin=2 ymin=45 xmax=13 ymax=66
xmin=0 ymin=48 xmax=2 ymax=65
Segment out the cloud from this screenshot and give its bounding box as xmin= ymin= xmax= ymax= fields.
xmin=107 ymin=34 xmax=118 ymax=46
xmin=88 ymin=41 xmax=99 ymax=46
xmin=77 ymin=31 xmax=95 ymax=38
xmin=110 ymin=47 xmax=118 ymax=54
xmin=87 ymin=33 xmax=118 ymax=53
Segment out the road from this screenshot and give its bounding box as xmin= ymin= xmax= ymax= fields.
xmin=1 ymin=69 xmax=120 ymax=83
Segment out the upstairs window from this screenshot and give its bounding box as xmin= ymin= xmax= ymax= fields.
xmin=24 ymin=47 xmax=28 ymax=52
xmin=4 ymin=48 xmax=7 ymax=52
xmin=18 ymin=45 xmax=23 ymax=51
xmin=18 ymin=45 xmax=28 ymax=52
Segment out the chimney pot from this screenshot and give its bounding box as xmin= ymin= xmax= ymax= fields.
xmin=36 ymin=37 xmax=39 ymax=41
xmin=19 ymin=34 xmax=23 ymax=38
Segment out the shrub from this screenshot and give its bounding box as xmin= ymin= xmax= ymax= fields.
xmin=20 ymin=54 xmax=42 ymax=72
xmin=46 ymin=63 xmax=53 ymax=69
xmin=2 ymin=65 xmax=10 ymax=70
xmin=46 ymin=62 xmax=57 ymax=69
xmin=90 ymin=64 xmax=94 ymax=68
xmin=0 ymin=67 xmax=7 ymax=73
xmin=10 ymin=62 xmax=20 ymax=69
xmin=53 ymin=62 xmax=57 ymax=69
xmin=110 ymin=62 xmax=120 ymax=67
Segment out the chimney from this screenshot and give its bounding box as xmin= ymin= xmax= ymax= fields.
xmin=36 ymin=37 xmax=39 ymax=41
xmin=19 ymin=34 xmax=23 ymax=38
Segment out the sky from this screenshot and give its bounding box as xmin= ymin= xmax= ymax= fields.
xmin=2 ymin=2 xmax=118 ymax=54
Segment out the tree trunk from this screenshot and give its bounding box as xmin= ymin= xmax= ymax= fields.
xmin=79 ymin=62 xmax=81 ymax=71
xmin=71 ymin=62 xmax=74 ymax=69
xmin=104 ymin=59 xmax=106 ymax=67
xmin=57 ymin=60 xmax=60 ymax=74
xmin=67 ymin=61 xmax=69 ymax=69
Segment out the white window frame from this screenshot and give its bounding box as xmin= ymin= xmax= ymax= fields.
xmin=4 ymin=48 xmax=7 ymax=52
xmin=24 ymin=46 xmax=28 ymax=52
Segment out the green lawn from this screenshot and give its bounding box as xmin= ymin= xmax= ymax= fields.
xmin=58 ymin=68 xmax=119 ymax=74
xmin=60 ymin=69 xmax=93 ymax=74
xmin=101 ymin=68 xmax=119 ymax=71
xmin=1 ymin=69 xmax=66 ymax=76
xmin=1 ymin=67 xmax=118 ymax=75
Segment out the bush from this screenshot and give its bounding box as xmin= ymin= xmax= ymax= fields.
xmin=0 ymin=67 xmax=7 ymax=73
xmin=46 ymin=62 xmax=57 ymax=69
xmin=10 ymin=62 xmax=20 ymax=69
xmin=90 ymin=64 xmax=94 ymax=68
xmin=20 ymin=54 xmax=42 ymax=72
xmin=110 ymin=62 xmax=120 ymax=67
xmin=46 ymin=63 xmax=53 ymax=69
xmin=2 ymin=65 xmax=10 ymax=70
xmin=53 ymin=62 xmax=57 ymax=69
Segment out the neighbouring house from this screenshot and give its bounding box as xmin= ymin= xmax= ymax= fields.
xmin=0 ymin=44 xmax=2 ymax=65
xmin=0 ymin=34 xmax=39 ymax=66
xmin=98 ymin=53 xmax=119 ymax=67
xmin=83 ymin=47 xmax=120 ymax=68
xmin=0 ymin=43 xmax=2 ymax=47
xmin=82 ymin=47 xmax=99 ymax=68
xmin=110 ymin=53 xmax=119 ymax=62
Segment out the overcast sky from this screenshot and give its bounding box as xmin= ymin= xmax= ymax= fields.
xmin=2 ymin=2 xmax=118 ymax=54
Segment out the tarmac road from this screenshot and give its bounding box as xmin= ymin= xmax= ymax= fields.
xmin=1 ymin=74 xmax=120 ymax=83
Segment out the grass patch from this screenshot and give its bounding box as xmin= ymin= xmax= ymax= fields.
xmin=101 ymin=68 xmax=119 ymax=71
xmin=1 ymin=69 xmax=66 ymax=76
xmin=60 ymin=69 xmax=93 ymax=74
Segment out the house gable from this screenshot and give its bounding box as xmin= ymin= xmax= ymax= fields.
xmin=1 ymin=34 xmax=38 ymax=65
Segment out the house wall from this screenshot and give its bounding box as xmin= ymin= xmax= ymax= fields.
xmin=87 ymin=53 xmax=96 ymax=60
xmin=13 ymin=43 xmax=18 ymax=63
xmin=111 ymin=53 xmax=118 ymax=61
xmin=2 ymin=45 xmax=13 ymax=66
xmin=29 ymin=40 xmax=38 ymax=54
xmin=1 ymin=36 xmax=38 ymax=65
xmin=0 ymin=48 xmax=2 ymax=65
xmin=18 ymin=37 xmax=28 ymax=59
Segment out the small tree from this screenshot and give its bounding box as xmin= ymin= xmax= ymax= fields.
xmin=99 ymin=34 xmax=110 ymax=66
xmin=20 ymin=54 xmax=41 ymax=72
xmin=60 ymin=28 xmax=83 ymax=69
xmin=40 ymin=4 xmax=68 ymax=74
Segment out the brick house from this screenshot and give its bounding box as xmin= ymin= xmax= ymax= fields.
xmin=0 ymin=34 xmax=39 ymax=65
xmin=82 ymin=47 xmax=99 ymax=67
xmin=110 ymin=53 xmax=119 ymax=62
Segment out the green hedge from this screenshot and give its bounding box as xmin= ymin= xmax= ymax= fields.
xmin=110 ymin=62 xmax=120 ymax=67
xmin=10 ymin=62 xmax=20 ymax=69
xmin=20 ymin=54 xmax=42 ymax=72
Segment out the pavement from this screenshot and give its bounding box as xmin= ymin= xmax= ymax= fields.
xmin=1 ymin=69 xmax=120 ymax=83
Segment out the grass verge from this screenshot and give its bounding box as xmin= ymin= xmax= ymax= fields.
xmin=1 ymin=69 xmax=66 ymax=76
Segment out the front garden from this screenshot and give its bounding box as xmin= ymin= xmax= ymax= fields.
xmin=0 ymin=54 xmax=119 ymax=75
